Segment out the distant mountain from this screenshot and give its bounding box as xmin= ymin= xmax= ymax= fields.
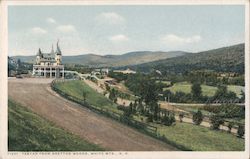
xmin=132 ymin=43 xmax=244 ymax=74
xmin=11 ymin=51 xmax=187 ymax=67
xmin=11 ymin=55 xmax=36 ymax=64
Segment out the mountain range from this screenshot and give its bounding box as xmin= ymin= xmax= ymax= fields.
xmin=11 ymin=51 xmax=187 ymax=67
xmin=10 ymin=43 xmax=244 ymax=74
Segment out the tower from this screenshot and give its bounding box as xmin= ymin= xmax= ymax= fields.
xmin=36 ymin=48 xmax=42 ymax=64
xmin=55 ymin=40 xmax=62 ymax=65
xmin=51 ymin=44 xmax=54 ymax=53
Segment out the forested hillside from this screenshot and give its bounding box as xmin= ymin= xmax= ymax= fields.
xmin=133 ymin=44 xmax=244 ymax=75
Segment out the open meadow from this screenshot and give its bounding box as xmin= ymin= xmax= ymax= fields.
xmin=164 ymin=82 xmax=244 ymax=97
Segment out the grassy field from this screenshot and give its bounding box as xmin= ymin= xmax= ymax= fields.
xmin=156 ymin=122 xmax=244 ymax=151
xmin=54 ymin=80 xmax=121 ymax=113
xmin=164 ymin=82 xmax=244 ymax=97
xmin=228 ymin=85 xmax=245 ymax=97
xmin=54 ymin=80 xmax=245 ymax=151
xmin=8 ymin=99 xmax=104 ymax=151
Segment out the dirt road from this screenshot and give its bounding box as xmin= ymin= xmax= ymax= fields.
xmin=8 ymin=78 xmax=177 ymax=151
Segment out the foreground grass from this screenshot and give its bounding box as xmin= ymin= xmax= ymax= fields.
xmin=54 ymin=80 xmax=121 ymax=113
xmin=54 ymin=80 xmax=245 ymax=151
xmin=156 ymin=122 xmax=244 ymax=151
xmin=8 ymin=99 xmax=104 ymax=151
xmin=164 ymin=82 xmax=244 ymax=97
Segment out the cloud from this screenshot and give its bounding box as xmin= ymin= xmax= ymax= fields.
xmin=109 ymin=34 xmax=129 ymax=42
xmin=96 ymin=12 xmax=125 ymax=25
xmin=162 ymin=34 xmax=202 ymax=44
xmin=56 ymin=25 xmax=76 ymax=33
xmin=47 ymin=17 xmax=56 ymax=24
xmin=31 ymin=27 xmax=47 ymax=34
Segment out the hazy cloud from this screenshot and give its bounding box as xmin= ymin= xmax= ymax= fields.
xmin=96 ymin=12 xmax=125 ymax=25
xmin=56 ymin=25 xmax=76 ymax=33
xmin=109 ymin=34 xmax=129 ymax=42
xmin=31 ymin=27 xmax=47 ymax=35
xmin=47 ymin=17 xmax=56 ymax=24
xmin=162 ymin=34 xmax=202 ymax=44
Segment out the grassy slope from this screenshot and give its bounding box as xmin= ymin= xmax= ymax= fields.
xmin=164 ymin=82 xmax=244 ymax=97
xmin=157 ymin=122 xmax=244 ymax=151
xmin=8 ymin=99 xmax=104 ymax=151
xmin=55 ymin=80 xmax=244 ymax=151
xmin=54 ymin=80 xmax=120 ymax=113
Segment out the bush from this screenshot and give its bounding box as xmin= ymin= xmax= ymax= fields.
xmin=117 ymin=105 xmax=126 ymax=111
xmin=237 ymin=125 xmax=245 ymax=138
xmin=227 ymin=122 xmax=233 ymax=133
xmin=161 ymin=114 xmax=175 ymax=126
xmin=192 ymin=110 xmax=203 ymax=125
xmin=179 ymin=113 xmax=184 ymax=122
xmin=210 ymin=114 xmax=224 ymax=130
xmin=146 ymin=114 xmax=153 ymax=123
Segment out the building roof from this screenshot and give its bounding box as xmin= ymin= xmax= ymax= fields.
xmin=36 ymin=40 xmax=62 ymax=57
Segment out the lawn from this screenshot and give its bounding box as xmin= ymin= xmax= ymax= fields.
xmin=8 ymin=99 xmax=104 ymax=151
xmin=156 ymin=122 xmax=244 ymax=151
xmin=54 ymin=80 xmax=121 ymax=113
xmin=164 ymin=82 xmax=244 ymax=97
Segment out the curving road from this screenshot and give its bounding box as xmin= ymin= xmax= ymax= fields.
xmin=8 ymin=78 xmax=177 ymax=151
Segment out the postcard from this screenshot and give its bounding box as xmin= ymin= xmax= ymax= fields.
xmin=0 ymin=0 xmax=249 ymax=159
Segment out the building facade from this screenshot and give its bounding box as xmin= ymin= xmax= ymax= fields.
xmin=113 ymin=68 xmax=136 ymax=74
xmin=32 ymin=41 xmax=64 ymax=78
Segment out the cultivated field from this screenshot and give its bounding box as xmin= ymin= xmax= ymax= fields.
xmin=8 ymin=78 xmax=176 ymax=151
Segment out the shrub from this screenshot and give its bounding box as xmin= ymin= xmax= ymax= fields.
xmin=192 ymin=110 xmax=203 ymax=125
xmin=179 ymin=113 xmax=184 ymax=122
xmin=120 ymin=106 xmax=132 ymax=118
xmin=117 ymin=105 xmax=126 ymax=111
xmin=146 ymin=114 xmax=153 ymax=123
xmin=227 ymin=122 xmax=233 ymax=133
xmin=210 ymin=114 xmax=224 ymax=130
xmin=237 ymin=125 xmax=245 ymax=138
xmin=161 ymin=114 xmax=175 ymax=126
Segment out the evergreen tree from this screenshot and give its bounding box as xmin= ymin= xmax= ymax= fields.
xmin=237 ymin=125 xmax=245 ymax=138
xmin=192 ymin=110 xmax=203 ymax=125
xmin=191 ymin=82 xmax=202 ymax=101
xmin=210 ymin=114 xmax=224 ymax=130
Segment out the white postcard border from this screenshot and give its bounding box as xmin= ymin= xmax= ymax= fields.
xmin=0 ymin=0 xmax=249 ymax=159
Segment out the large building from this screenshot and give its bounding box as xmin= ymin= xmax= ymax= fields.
xmin=32 ymin=41 xmax=64 ymax=78
xmin=113 ymin=68 xmax=136 ymax=74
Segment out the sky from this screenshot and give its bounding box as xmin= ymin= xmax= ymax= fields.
xmin=8 ymin=5 xmax=245 ymax=56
